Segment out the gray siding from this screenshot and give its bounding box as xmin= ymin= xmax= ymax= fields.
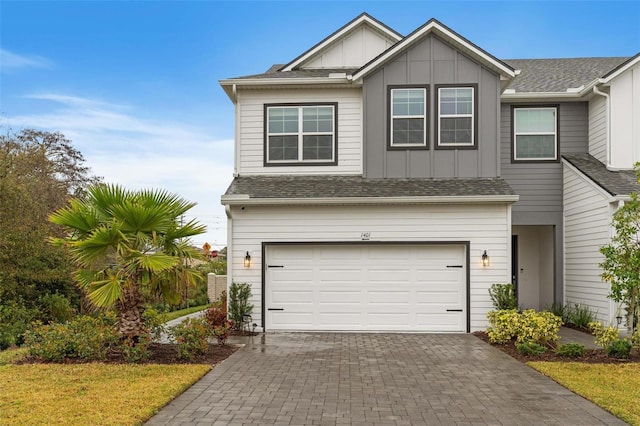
xmin=363 ymin=35 xmax=501 ymax=179
xmin=501 ymin=101 xmax=589 ymax=303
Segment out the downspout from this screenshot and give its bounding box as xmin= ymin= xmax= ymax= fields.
xmin=224 ymin=205 xmax=233 ymax=298
xmin=233 ymin=84 xmax=240 ymax=177
xmin=593 ymin=85 xmax=611 ymax=168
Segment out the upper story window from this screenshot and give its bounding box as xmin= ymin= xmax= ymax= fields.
xmin=436 ymin=85 xmax=477 ymax=148
xmin=389 ymin=86 xmax=428 ymax=149
xmin=265 ymin=103 xmax=337 ymax=166
xmin=512 ymin=106 xmax=558 ymax=162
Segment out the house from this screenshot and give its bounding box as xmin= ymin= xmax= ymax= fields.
xmin=220 ymin=13 xmax=640 ymax=332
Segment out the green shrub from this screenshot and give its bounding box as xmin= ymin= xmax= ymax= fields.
xmin=488 ymin=283 xmax=517 ymax=310
xmin=632 ymin=329 xmax=640 ymax=352
xmin=0 ymin=302 xmax=38 ymax=349
xmin=516 ymin=341 xmax=547 ymax=356
xmin=120 ymin=334 xmax=151 ymax=363
xmin=555 ymin=343 xmax=587 ymax=358
xmin=142 ymin=307 xmax=167 ymax=340
xmin=24 ymin=316 xmax=118 ymax=362
xmin=606 ymin=339 xmax=632 ymax=359
xmin=588 ymin=321 xmax=620 ymax=349
xmin=203 ymin=301 xmax=228 ymax=328
xmin=169 ymin=317 xmax=210 ymax=360
xmin=228 ymin=282 xmax=254 ymax=330
xmin=567 ymin=304 xmax=596 ymax=328
xmin=486 ymin=309 xmax=562 ymax=346
xmin=37 ymin=293 xmax=76 ymax=324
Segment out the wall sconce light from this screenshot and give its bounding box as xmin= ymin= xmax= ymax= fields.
xmin=481 ymin=250 xmax=490 ymax=267
xmin=244 ymin=251 xmax=252 ymax=268
xmin=616 ymin=315 xmax=623 ymax=326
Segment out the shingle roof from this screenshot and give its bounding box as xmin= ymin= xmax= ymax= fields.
xmin=223 ymin=175 xmax=517 ymax=200
xmin=232 ymin=65 xmax=359 ymax=80
xmin=504 ymin=57 xmax=630 ymax=92
xmin=563 ymin=154 xmax=640 ymax=196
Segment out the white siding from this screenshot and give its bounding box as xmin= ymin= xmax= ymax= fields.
xmin=563 ymin=163 xmax=614 ymax=324
xmin=303 ymin=26 xmax=396 ymax=69
xmin=610 ymin=62 xmax=640 ymax=169
xmin=589 ymin=94 xmax=607 ymax=163
xmin=237 ymin=88 xmax=362 ymax=175
xmin=228 ymin=203 xmax=512 ymax=331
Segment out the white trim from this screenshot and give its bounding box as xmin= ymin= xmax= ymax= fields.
xmin=352 ymin=20 xmax=516 ymax=82
xmin=561 ymin=158 xmax=617 ymax=203
xmin=281 ymin=14 xmax=403 ymax=72
xmin=512 ymin=106 xmax=558 ymax=161
xmin=602 ymin=54 xmax=640 ymax=84
xmin=221 ymin=194 xmax=520 ymax=206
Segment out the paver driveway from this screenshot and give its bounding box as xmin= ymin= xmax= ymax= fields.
xmin=147 ymin=333 xmax=625 ymax=425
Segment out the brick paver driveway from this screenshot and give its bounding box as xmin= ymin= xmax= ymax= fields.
xmin=147 ymin=333 xmax=625 ymax=425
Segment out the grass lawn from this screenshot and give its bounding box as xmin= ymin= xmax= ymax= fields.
xmin=164 ymin=304 xmax=210 ymax=322
xmin=0 ymin=361 xmax=211 ymax=425
xmin=529 ymin=362 xmax=640 ymax=426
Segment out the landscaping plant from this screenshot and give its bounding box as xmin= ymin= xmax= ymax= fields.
xmin=567 ymin=303 xmax=597 ymax=329
xmin=555 ymin=343 xmax=587 ymax=358
xmin=228 ymin=282 xmax=254 ymax=330
xmin=486 ymin=309 xmax=562 ymax=346
xmin=49 ymin=184 xmax=206 ymax=340
xmin=169 ymin=317 xmax=211 ymax=360
xmin=606 ymin=339 xmax=632 ymax=359
xmin=516 ymin=341 xmax=547 ymax=356
xmin=588 ymin=321 xmax=620 ymax=349
xmin=488 ymin=283 xmax=517 ymax=310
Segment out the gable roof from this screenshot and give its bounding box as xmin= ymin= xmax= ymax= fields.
xmin=221 ymin=175 xmax=518 ymax=205
xmin=563 ymin=154 xmax=640 ymax=197
xmin=280 ymin=13 xmax=403 ymax=72
xmin=504 ymin=57 xmax=631 ymax=93
xmin=350 ymin=18 xmax=516 ymax=82
xmin=601 ymin=52 xmax=640 ymax=83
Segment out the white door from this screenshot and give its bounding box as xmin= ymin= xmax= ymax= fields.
xmin=265 ymin=244 xmax=466 ymax=332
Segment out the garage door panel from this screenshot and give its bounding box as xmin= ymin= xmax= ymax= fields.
xmin=266 ymin=244 xmax=466 ymax=332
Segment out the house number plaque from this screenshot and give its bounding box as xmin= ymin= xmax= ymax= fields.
xmin=361 ymin=232 xmax=371 ymax=240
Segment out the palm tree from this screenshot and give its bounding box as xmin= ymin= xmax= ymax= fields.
xmin=49 ymin=184 xmax=206 ymax=338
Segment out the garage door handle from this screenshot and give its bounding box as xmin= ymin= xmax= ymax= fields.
xmin=268 ymin=265 xmax=284 ymax=268
xmin=267 ymin=308 xmax=284 ymax=311
xmin=446 ymin=309 xmax=463 ymax=312
xmin=446 ymin=265 xmax=463 ymax=268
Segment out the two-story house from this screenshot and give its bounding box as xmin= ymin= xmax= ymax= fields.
xmin=220 ymin=13 xmax=640 ymax=332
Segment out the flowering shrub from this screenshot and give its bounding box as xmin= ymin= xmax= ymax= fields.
xmin=487 ymin=309 xmax=562 ymax=346
xmin=588 ymin=321 xmax=620 ymax=349
xmin=212 ymin=320 xmax=234 ymax=345
xmin=169 ymin=317 xmax=210 ymax=360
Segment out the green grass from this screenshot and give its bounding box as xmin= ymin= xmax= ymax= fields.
xmin=529 ymin=362 xmax=640 ymax=425
xmin=0 ymin=362 xmax=211 ymax=425
xmin=164 ymin=304 xmax=209 ymax=322
xmin=0 ymin=347 xmax=29 ymax=365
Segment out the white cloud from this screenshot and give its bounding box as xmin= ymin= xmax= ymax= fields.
xmin=6 ymin=93 xmax=234 ymax=248
xmin=0 ymin=49 xmax=53 ymax=72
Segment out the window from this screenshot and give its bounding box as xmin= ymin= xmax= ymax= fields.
xmin=436 ymin=85 xmax=476 ymax=148
xmin=389 ymin=87 xmax=428 ymax=148
xmin=512 ymin=106 xmax=558 ymax=161
xmin=265 ymin=104 xmax=337 ymax=165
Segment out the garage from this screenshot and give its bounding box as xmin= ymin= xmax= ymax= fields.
xmin=264 ymin=243 xmax=468 ymax=332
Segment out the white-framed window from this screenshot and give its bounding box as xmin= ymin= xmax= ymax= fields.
xmin=389 ymin=87 xmax=428 ymax=147
xmin=265 ymin=104 xmax=337 ymax=165
xmin=513 ymin=106 xmax=558 ymax=161
xmin=437 ymin=86 xmax=475 ymax=147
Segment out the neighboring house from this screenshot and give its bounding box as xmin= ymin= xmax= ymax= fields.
xmin=220 ymin=13 xmax=640 ymax=332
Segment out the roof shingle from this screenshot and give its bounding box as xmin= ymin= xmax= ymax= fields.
xmin=563 ymin=154 xmax=640 ymax=196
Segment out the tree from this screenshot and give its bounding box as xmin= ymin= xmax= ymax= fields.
xmin=600 ymin=166 xmax=640 ymax=334
xmin=0 ymin=129 xmax=98 ymax=346
xmin=50 ymin=184 xmax=206 ymax=338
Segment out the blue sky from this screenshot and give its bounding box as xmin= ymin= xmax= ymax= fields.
xmin=2 ymin=1 xmax=639 ymax=249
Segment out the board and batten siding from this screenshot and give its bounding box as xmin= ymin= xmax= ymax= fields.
xmin=228 ymin=203 xmax=512 ymax=331
xmin=236 ymin=88 xmax=362 ymax=175
xmin=563 ymin=162 xmax=614 ymax=324
xmin=589 ymin=95 xmax=607 ymax=164
xmin=363 ymin=35 xmax=501 ymax=179
xmin=303 ymin=26 xmax=396 ymax=69
xmin=609 ymin=62 xmax=640 ymax=170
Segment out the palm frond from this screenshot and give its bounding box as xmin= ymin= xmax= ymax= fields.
xmin=86 ymin=276 xmax=125 ymax=307
xmin=133 ymin=252 xmax=179 ymax=272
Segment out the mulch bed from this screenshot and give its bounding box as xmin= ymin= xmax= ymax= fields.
xmin=19 ymin=343 xmax=240 ymax=365
xmin=472 ymin=331 xmax=640 ymax=364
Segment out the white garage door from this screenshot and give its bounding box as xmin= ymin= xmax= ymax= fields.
xmin=265 ymin=244 xmax=467 ymax=332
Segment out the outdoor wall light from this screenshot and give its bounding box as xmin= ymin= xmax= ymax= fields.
xmin=616 ymin=315 xmax=623 ymax=326
xmin=481 ymin=250 xmax=490 ymax=267
xmin=244 ymin=251 xmax=252 ymax=268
